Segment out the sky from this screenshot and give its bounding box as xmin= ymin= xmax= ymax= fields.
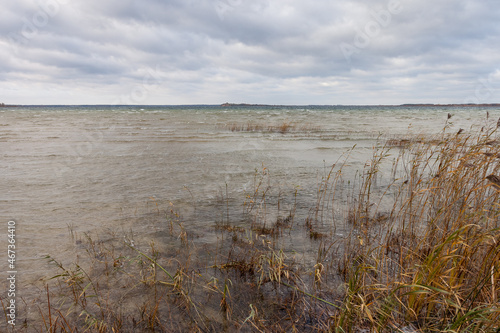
xmin=1 ymin=0 xmax=500 ymax=105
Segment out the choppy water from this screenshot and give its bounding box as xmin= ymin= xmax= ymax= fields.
xmin=0 ymin=104 xmax=497 ymax=310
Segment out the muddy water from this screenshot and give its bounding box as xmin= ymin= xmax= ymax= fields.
xmin=0 ymin=105 xmax=494 ymax=325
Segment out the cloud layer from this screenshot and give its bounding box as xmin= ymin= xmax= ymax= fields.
xmin=1 ymin=0 xmax=500 ymax=105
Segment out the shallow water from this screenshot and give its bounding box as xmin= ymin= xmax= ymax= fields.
xmin=0 ymin=104 xmax=497 ymax=320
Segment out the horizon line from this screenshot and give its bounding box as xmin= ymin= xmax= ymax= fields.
xmin=3 ymin=103 xmax=500 ymax=107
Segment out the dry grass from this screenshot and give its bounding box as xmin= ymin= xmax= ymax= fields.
xmin=224 ymin=121 xmax=321 ymax=134
xmin=5 ymin=119 xmax=500 ymax=332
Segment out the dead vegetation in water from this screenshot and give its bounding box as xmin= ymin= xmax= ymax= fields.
xmin=224 ymin=121 xmax=321 ymax=134
xmin=385 ymin=135 xmax=447 ymax=148
xmin=7 ymin=117 xmax=500 ymax=332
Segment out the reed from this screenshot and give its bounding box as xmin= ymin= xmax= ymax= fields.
xmin=6 ymin=118 xmax=500 ymax=332
xmin=224 ymin=121 xmax=321 ymax=134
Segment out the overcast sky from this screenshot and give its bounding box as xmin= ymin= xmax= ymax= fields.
xmin=1 ymin=0 xmax=499 ymax=105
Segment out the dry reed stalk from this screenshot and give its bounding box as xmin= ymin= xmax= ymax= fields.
xmin=224 ymin=120 xmax=323 ymax=134
xmin=486 ymin=174 xmax=500 ymax=190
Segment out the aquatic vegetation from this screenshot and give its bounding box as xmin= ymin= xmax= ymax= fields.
xmin=4 ymin=119 xmax=500 ymax=332
xmin=224 ymin=120 xmax=321 ymax=134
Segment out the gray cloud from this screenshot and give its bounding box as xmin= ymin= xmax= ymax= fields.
xmin=1 ymin=0 xmax=499 ymax=104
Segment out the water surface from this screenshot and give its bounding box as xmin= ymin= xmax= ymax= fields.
xmin=0 ymin=104 xmax=496 ymax=305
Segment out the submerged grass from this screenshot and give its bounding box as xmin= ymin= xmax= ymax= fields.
xmin=4 ymin=118 xmax=500 ymax=332
xmin=224 ymin=120 xmax=321 ymax=134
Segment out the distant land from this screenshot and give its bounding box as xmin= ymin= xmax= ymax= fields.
xmin=220 ymin=102 xmax=280 ymax=107
xmin=399 ymin=103 xmax=500 ymax=107
xmin=1 ymin=102 xmax=500 ymax=108
xmin=221 ymin=102 xmax=500 ymax=107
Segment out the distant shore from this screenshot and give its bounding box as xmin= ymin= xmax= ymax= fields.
xmin=2 ymin=103 xmax=500 ymax=108
xmin=221 ymin=102 xmax=500 ymax=107
xmin=220 ymin=102 xmax=280 ymax=107
xmin=399 ymin=103 xmax=500 ymax=107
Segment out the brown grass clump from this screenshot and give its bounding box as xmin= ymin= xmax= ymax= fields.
xmin=224 ymin=121 xmax=320 ymax=134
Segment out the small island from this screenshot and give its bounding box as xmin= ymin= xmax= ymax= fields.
xmin=221 ymin=102 xmax=283 ymax=107
xmin=0 ymin=103 xmax=19 ymax=107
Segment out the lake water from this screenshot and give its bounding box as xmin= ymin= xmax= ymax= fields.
xmin=1 ymin=104 xmax=497 ymax=320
